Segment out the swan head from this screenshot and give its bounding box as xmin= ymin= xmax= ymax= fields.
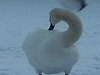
xmin=50 ymin=9 xmax=63 ymax=25
xmin=48 ymin=8 xmax=63 ymax=30
xmin=48 ymin=8 xmax=74 ymax=30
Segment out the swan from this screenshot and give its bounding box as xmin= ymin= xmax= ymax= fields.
xmin=22 ymin=8 xmax=83 ymax=75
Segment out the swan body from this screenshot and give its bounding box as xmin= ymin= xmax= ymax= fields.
xmin=22 ymin=8 xmax=82 ymax=75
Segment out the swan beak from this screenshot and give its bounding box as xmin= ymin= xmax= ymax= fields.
xmin=48 ymin=23 xmax=55 ymax=30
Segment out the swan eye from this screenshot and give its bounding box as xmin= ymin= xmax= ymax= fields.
xmin=49 ymin=19 xmax=51 ymax=22
xmin=49 ymin=16 xmax=51 ymax=22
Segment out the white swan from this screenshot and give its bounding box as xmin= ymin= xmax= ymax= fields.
xmin=22 ymin=8 xmax=83 ymax=75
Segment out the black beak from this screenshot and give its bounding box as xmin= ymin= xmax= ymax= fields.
xmin=48 ymin=23 xmax=55 ymax=30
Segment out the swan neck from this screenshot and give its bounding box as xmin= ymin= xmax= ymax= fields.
xmin=62 ymin=15 xmax=82 ymax=47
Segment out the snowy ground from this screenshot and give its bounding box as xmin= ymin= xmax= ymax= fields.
xmin=0 ymin=0 xmax=100 ymax=75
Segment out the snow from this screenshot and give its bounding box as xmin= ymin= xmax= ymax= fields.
xmin=0 ymin=0 xmax=100 ymax=75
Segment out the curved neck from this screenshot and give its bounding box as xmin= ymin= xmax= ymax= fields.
xmin=61 ymin=14 xmax=83 ymax=47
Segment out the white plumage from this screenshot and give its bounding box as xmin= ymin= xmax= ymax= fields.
xmin=22 ymin=8 xmax=83 ymax=75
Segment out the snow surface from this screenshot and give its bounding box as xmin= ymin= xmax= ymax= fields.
xmin=0 ymin=0 xmax=100 ymax=75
